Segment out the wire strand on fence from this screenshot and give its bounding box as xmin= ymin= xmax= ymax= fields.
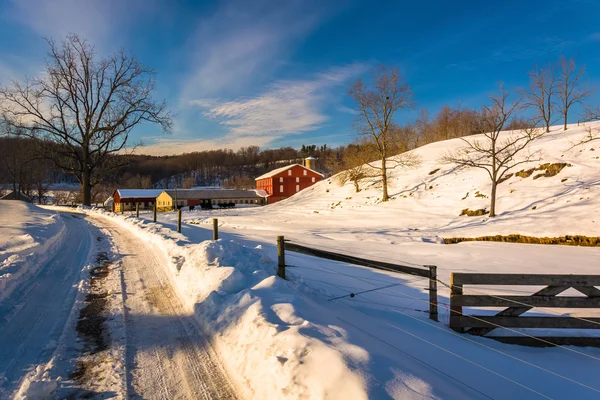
xmin=288 ymin=242 xmax=600 ymax=360
xmin=289 ymin=239 xmax=426 ymax=268
xmin=328 ymin=283 xmax=403 ymax=301
xmin=287 ymin=261 xmax=430 ymax=286
xmin=289 ymin=272 xmax=433 ymax=304
xmin=347 ymin=297 xmax=428 ymax=314
xmin=336 ymin=317 xmax=495 ymax=399
xmin=345 ymin=291 xmax=600 ymax=394
xmin=339 ymin=307 xmax=553 ymax=399
xmin=289 ymin=269 xmax=599 ymax=395
xmin=359 ymin=282 xmax=600 ymax=362
xmin=436 ymin=278 xmax=600 ymax=328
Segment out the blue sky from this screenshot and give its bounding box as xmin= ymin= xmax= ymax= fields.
xmin=1 ymin=0 xmax=600 ymax=155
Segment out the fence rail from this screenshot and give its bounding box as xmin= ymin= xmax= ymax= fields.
xmin=450 ymin=272 xmax=600 ymax=346
xmin=283 ymin=241 xmax=430 ymax=277
xmin=279 ymin=238 xmax=438 ymax=321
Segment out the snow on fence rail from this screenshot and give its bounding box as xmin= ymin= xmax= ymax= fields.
xmin=449 ymin=273 xmax=600 ymax=347
xmin=276 ymin=237 xmax=439 ymax=322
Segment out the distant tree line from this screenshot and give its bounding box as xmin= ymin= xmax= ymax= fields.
xmin=0 ymin=33 xmax=597 ymax=211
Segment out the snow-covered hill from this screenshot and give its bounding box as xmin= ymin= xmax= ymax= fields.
xmin=220 ymin=122 xmax=600 ymax=241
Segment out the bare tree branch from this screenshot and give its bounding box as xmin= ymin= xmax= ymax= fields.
xmin=0 ymin=34 xmax=172 ymax=205
xmin=441 ymin=86 xmax=543 ymax=217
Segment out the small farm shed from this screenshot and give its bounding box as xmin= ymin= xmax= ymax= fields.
xmin=156 ymin=189 xmax=267 ymax=212
xmin=112 ymin=189 xmax=163 ymax=212
xmin=0 ymin=190 xmax=32 ymax=202
xmin=255 ymin=160 xmax=323 ymax=204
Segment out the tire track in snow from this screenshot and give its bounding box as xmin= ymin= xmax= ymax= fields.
xmin=89 ymin=216 xmax=238 ymax=400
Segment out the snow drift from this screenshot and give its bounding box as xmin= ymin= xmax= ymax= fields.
xmin=85 ymin=209 xmax=369 ymax=400
xmin=0 ymin=201 xmax=67 ymax=301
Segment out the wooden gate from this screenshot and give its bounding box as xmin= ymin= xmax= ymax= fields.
xmin=449 ymin=273 xmax=600 ymax=346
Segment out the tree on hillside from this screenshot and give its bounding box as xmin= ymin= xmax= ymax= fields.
xmin=334 ymin=143 xmax=373 ymax=193
xmin=442 ymin=87 xmax=543 ymax=217
xmin=349 ymin=66 xmax=416 ymax=201
xmin=0 ymin=34 xmax=172 ymax=206
xmin=557 ymin=56 xmax=593 ymax=131
xmin=522 ymin=64 xmax=556 ymax=133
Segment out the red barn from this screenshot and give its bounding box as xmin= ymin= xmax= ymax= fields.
xmin=255 ymin=161 xmax=324 ymax=204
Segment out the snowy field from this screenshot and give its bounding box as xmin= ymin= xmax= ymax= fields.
xmin=2 ymin=122 xmax=600 ymax=399
xmin=72 ymin=123 xmax=600 ymax=399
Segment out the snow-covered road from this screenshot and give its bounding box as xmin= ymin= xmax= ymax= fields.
xmin=88 ymin=215 xmax=238 ymax=400
xmin=0 ymin=212 xmax=92 ymax=397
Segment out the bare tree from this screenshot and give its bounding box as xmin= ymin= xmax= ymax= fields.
xmin=0 ymin=122 xmax=33 ymax=200
xmin=335 ymin=144 xmax=372 ymax=192
xmin=442 ymin=88 xmax=543 ymax=217
xmin=557 ymin=56 xmax=593 ymax=131
xmin=349 ymin=66 xmax=415 ymax=201
xmin=0 ymin=34 xmax=172 ymax=205
xmin=522 ymin=64 xmax=556 ymax=132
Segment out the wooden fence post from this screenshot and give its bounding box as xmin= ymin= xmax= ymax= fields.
xmin=449 ymin=272 xmax=464 ymax=332
xmin=277 ymin=236 xmax=286 ymax=279
xmin=121 ymin=204 xmax=124 ymax=214
xmin=153 ymin=203 xmax=157 ymax=222
xmin=212 ymin=218 xmax=219 ymax=240
xmin=178 ymin=209 xmax=182 ymax=233
xmin=136 ymin=203 xmax=139 ymax=218
xmin=427 ymin=265 xmax=438 ymax=322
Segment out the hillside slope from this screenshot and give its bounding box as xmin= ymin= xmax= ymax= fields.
xmin=265 ymin=121 xmax=600 ymax=239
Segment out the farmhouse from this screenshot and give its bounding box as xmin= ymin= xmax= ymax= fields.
xmin=255 ymin=157 xmax=324 ymax=204
xmin=156 ymin=189 xmax=267 ymax=212
xmin=112 ymin=189 xmax=163 ymax=212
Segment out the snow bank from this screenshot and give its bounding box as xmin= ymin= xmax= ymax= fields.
xmin=84 ymin=208 xmax=370 ymax=400
xmin=0 ymin=201 xmax=67 ymax=301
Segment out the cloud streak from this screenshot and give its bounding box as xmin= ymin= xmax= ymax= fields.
xmin=192 ymin=63 xmax=366 ymax=141
xmin=179 ymin=0 xmax=333 ymax=100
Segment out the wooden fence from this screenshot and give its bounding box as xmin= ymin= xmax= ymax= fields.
xmin=278 ymin=238 xmax=439 ymax=321
xmin=449 ymin=273 xmax=600 ymax=346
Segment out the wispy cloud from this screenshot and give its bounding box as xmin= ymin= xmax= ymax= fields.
xmin=5 ymin=0 xmax=153 ymax=48
xmin=135 ymin=135 xmax=281 ymax=156
xmin=179 ymin=0 xmax=333 ymax=101
xmin=191 ymin=63 xmax=366 ymax=141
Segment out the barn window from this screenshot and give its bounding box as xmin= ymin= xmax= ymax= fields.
xmin=312 ymin=177 xmax=315 ymax=183
xmin=303 ymin=170 xmax=307 ymax=176
xmin=280 ymin=185 xmax=283 ymax=192
xmin=288 ymin=170 xmax=291 ymax=176
xmin=296 ymin=185 xmax=299 ymax=192
xmin=296 ymin=177 xmax=299 ymax=183
xmin=279 ymin=177 xmax=283 ymax=183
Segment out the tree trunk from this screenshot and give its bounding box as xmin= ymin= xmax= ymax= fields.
xmin=381 ymin=158 xmax=389 ymax=201
xmin=82 ymin=166 xmax=91 ymax=206
xmin=564 ymin=112 xmax=568 ymax=131
xmin=489 ymin=180 xmax=497 ymax=217
xmin=353 ymin=180 xmax=360 ymax=193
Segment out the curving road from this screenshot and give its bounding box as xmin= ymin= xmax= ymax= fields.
xmin=88 ymin=215 xmax=238 ymax=400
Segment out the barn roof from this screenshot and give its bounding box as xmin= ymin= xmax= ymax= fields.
xmin=115 ymin=189 xmax=163 ymax=199
xmin=255 ymin=164 xmax=324 ymax=180
xmin=162 ymin=189 xmax=267 ymax=199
